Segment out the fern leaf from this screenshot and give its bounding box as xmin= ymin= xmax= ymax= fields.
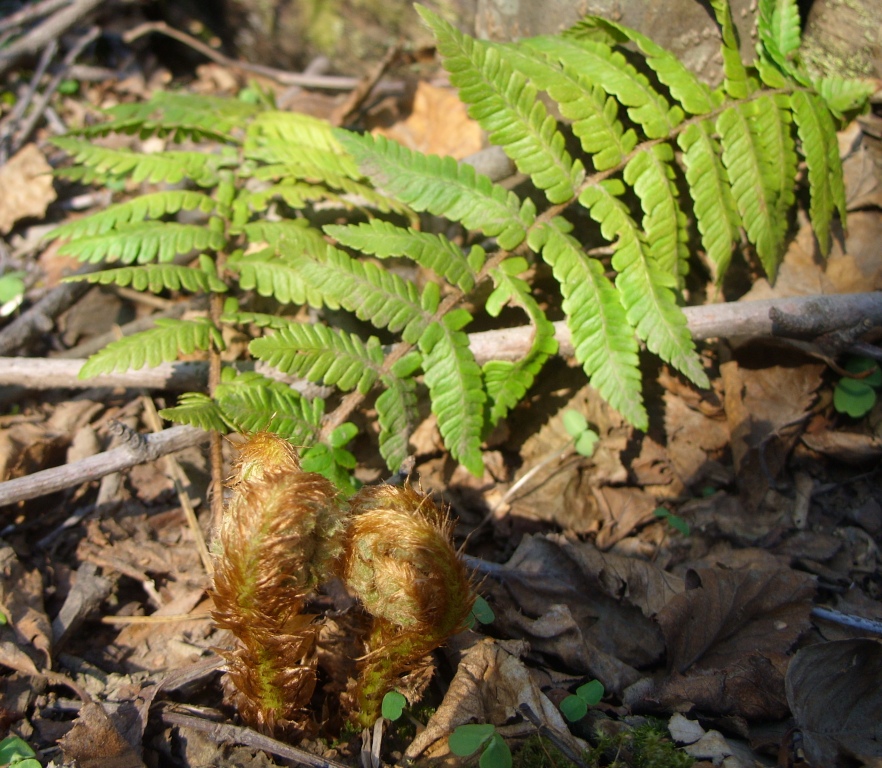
xmin=240 ymin=219 xmax=328 ymax=251
xmin=79 ymin=318 xmax=224 ymax=377
xmin=290 ymin=245 xmax=433 ymax=343
xmin=678 ymin=121 xmax=740 ymax=278
xmin=492 ymin=42 xmax=637 ymax=170
xmin=717 ymin=99 xmax=790 ymax=278
xmin=247 ymin=142 xmax=362 ymax=182
xmin=325 ymin=220 xmax=479 ymax=292
xmin=215 ymin=379 xmax=323 ymax=444
xmin=376 ymin=377 xmax=419 ymax=472
xmin=51 ymin=137 xmax=230 ymax=187
xmin=757 ymin=94 xmax=798 ymax=259
xmin=250 ymin=325 xmax=384 ymax=394
xmin=568 ymin=17 xmax=717 ymax=115
xmin=58 ymin=222 xmax=226 ymax=264
xmin=243 ymin=181 xmax=337 ymax=212
xmin=578 ymin=181 xmax=707 ymax=389
xmin=483 ymin=259 xmax=557 ymax=424
xmin=525 ymin=35 xmax=681 ymax=139
xmin=418 ymin=7 xmax=583 ymax=204
xmin=227 ymin=248 xmax=324 ymax=306
xmin=758 ymin=0 xmax=801 ymax=66
xmin=336 ymin=131 xmax=534 ymax=250
xmin=790 ymin=90 xmax=845 ymax=254
xmin=708 ymin=0 xmax=750 ymax=98
xmin=68 ymin=264 xmax=228 ymax=294
xmin=248 ymin=110 xmax=348 ymax=155
xmin=49 ymin=191 xmax=216 ymax=239
xmin=419 ymin=312 xmax=485 ymax=476
xmin=624 ymin=144 xmax=690 ymax=281
xmin=159 ymin=392 xmax=229 ymax=432
xmin=529 ymin=221 xmax=646 ymax=427
xmin=814 ymin=76 xmax=878 ymax=119
xmin=221 ymin=308 xmax=297 ymax=330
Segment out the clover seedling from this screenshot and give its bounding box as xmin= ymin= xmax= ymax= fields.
xmin=0 ymin=735 xmax=40 ymax=768
xmin=467 ymin=595 xmax=495 ymax=629
xmin=381 ymin=690 xmax=407 ymax=721
xmin=653 ymin=507 xmax=690 ymax=536
xmin=562 ymin=410 xmax=599 ymax=457
xmin=560 ymin=680 xmax=604 ymax=722
xmin=834 ymin=357 xmax=882 ymax=418
xmin=449 ymin=724 xmax=512 ymax=768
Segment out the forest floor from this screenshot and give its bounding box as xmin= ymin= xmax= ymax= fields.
xmin=1 ymin=3 xmax=882 ymax=768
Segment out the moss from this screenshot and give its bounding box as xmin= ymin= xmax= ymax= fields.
xmin=513 ymin=735 xmax=575 ymax=767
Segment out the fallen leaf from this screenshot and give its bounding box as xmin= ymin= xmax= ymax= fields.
xmin=59 ymin=701 xmax=146 ymax=768
xmin=786 ymin=639 xmax=882 ymax=767
xmin=0 ymin=144 xmax=57 ymax=234
xmin=0 ymin=541 xmax=52 ymax=673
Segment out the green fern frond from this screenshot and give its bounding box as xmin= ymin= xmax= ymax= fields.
xmin=326 ymin=220 xmax=480 ymax=292
xmin=678 ymin=121 xmax=741 ymax=278
xmin=376 ymin=374 xmax=419 ymax=472
xmin=247 ymin=143 xmax=361 ymax=182
xmin=492 ymin=42 xmax=637 ymax=171
xmin=579 ymin=181 xmax=707 ymax=389
xmin=758 ymin=94 xmax=798 ymax=263
xmin=247 ymin=110 xmax=348 ymax=155
xmin=418 ymin=6 xmax=584 ymax=204
xmin=240 ymin=218 xmax=328 ymax=251
xmin=249 ymin=325 xmax=384 ymax=394
xmin=526 ymin=35 xmax=681 ymax=139
xmin=790 ymin=90 xmax=845 ymax=252
xmin=67 ymin=263 xmax=228 ymax=294
xmin=483 ymin=258 xmax=557 ymax=424
xmin=159 ymin=392 xmax=229 ymax=432
xmin=240 ymin=182 xmax=337 ymax=212
xmin=419 ymin=311 xmax=485 ymax=476
xmin=227 ymin=248 xmax=322 ymax=306
xmin=221 ymin=308 xmax=297 ymax=330
xmin=336 ymin=131 xmax=535 ymax=250
xmin=57 ymin=222 xmax=225 ymax=264
xmin=758 ymin=0 xmax=801 ymax=70
xmin=49 ymin=191 xmax=216 ymax=239
xmin=79 ymin=317 xmax=224 ymax=377
xmin=530 ymin=221 xmax=646 ymax=427
xmin=814 ymin=76 xmax=879 ymax=119
xmin=709 ymin=0 xmax=750 ymax=98
xmin=624 ymin=144 xmax=690 ymax=281
xmin=51 ymin=137 xmax=231 ymax=187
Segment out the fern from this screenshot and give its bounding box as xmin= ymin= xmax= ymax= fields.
xmin=50 ymin=0 xmax=872 ymax=484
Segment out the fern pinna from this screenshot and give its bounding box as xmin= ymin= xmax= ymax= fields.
xmin=50 ymin=1 xmax=874 ymax=482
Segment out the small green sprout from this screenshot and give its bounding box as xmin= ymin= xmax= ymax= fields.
xmin=467 ymin=595 xmax=495 ymax=628
xmin=449 ymin=724 xmax=512 ymax=768
xmin=0 ymin=735 xmax=40 ymax=768
xmin=0 ymin=271 xmax=26 ymax=317
xmin=562 ymin=410 xmax=599 ymax=457
xmin=833 ymin=356 xmax=882 ymax=418
xmin=301 ymin=422 xmax=360 ymax=495
xmin=653 ymin=507 xmax=690 ymax=536
xmin=0 ymin=609 xmax=7 ymax=626
xmin=381 ymin=690 xmax=407 ymax=721
xmin=559 ymin=679 xmax=604 ymax=722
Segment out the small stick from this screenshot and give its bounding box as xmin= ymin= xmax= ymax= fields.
xmin=0 ymin=0 xmax=71 ymax=35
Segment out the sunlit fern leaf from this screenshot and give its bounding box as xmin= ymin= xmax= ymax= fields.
xmin=79 ymin=318 xmax=224 ymax=377
xmin=250 ymin=325 xmax=384 ymax=394
xmin=814 ymin=76 xmax=879 ymax=120
xmin=326 ymin=220 xmax=479 ymax=292
xmin=221 ymin=308 xmax=298 ymax=330
xmin=579 ymin=181 xmax=707 ymax=389
xmin=572 ymin=17 xmax=718 ymax=115
xmin=758 ymin=0 xmax=801 ymax=69
xmin=292 ymin=245 xmax=434 ymax=344
xmin=419 ymin=312 xmax=485 ymax=476
xmin=247 ymin=143 xmax=361 ymax=182
xmin=240 ymin=219 xmax=328 ymax=251
xmin=215 ymin=381 xmax=323 ymax=445
xmin=717 ymin=101 xmax=783 ymax=278
xmin=624 ymin=144 xmax=690 ymax=282
xmin=51 ymin=138 xmax=230 ymax=187
xmin=530 ymin=221 xmax=646 ymax=427
xmin=48 ymin=191 xmax=216 ymax=239
xmin=247 ymin=110 xmax=348 ymax=152
xmin=708 ymin=0 xmax=750 ymax=99
xmin=159 ymin=392 xmax=229 ymax=432
xmin=57 ymin=222 xmax=226 ymax=264
xmin=757 ymin=94 xmax=798 ymax=263
xmin=376 ymin=377 xmax=418 ymax=472
xmin=678 ymin=121 xmax=741 ymax=278
xmin=491 ymin=42 xmax=636 ymax=171
xmin=526 ymin=35 xmax=681 ymax=139
xmin=336 ymin=131 xmax=534 ymax=250
xmin=790 ymin=90 xmax=844 ymax=254
xmin=226 ymin=248 xmax=325 ymax=307
xmin=483 ymin=260 xmax=557 ymax=424
xmin=418 ymin=6 xmax=583 ymax=204
xmin=67 ymin=264 xmax=228 ymax=294
xmin=241 ymin=182 xmax=337 ymax=212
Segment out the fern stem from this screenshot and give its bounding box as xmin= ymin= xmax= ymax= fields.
xmin=208 ymin=253 xmax=227 ymax=528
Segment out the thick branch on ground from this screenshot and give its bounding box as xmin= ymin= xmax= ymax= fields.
xmin=0 ymin=424 xmax=209 ymax=506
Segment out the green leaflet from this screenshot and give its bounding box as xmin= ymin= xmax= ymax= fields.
xmin=419 ymin=313 xmax=485 ymax=477
xmin=326 ymin=220 xmax=480 ymax=292
xmin=58 ymin=222 xmax=226 ymax=264
xmin=79 ymin=318 xmax=224 ymax=377
xmin=158 ymin=392 xmax=229 ymax=433
xmin=376 ymin=377 xmax=419 ymax=473
xmin=418 ymin=6 xmax=584 ymax=204
xmin=757 ymin=0 xmax=801 ymax=70
xmin=530 ymin=222 xmax=645 ymax=428
xmin=709 ymin=0 xmax=750 ymax=98
xmin=67 ymin=264 xmax=228 ymax=294
xmin=250 ymin=325 xmax=384 ymax=394
xmin=227 ymin=248 xmax=323 ymax=307
xmin=336 ymin=131 xmax=534 ymax=250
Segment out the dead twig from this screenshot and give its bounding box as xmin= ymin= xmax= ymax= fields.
xmin=0 ymin=0 xmax=71 ymax=36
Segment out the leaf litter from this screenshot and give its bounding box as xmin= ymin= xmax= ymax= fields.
xmin=0 ymin=8 xmax=881 ymax=768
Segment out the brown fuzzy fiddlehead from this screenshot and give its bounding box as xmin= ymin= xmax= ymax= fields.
xmin=211 ymin=433 xmax=347 ymax=737
xmin=341 ymin=484 xmax=475 ymax=728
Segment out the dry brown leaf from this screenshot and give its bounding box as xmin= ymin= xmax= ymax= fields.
xmin=0 ymin=541 xmax=51 ymax=674
xmin=59 ymin=701 xmax=146 ymax=768
xmin=786 ymin=639 xmax=882 ymax=766
xmin=592 ymin=486 xmax=658 ymax=549
xmin=0 ymin=144 xmax=57 ymax=234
